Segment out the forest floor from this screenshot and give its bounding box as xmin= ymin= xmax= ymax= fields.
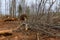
xmin=0 ymin=21 xmax=60 ymax=40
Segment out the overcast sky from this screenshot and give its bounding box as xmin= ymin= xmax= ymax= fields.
xmin=0 ymin=0 xmax=60 ymax=14
xmin=1 ymin=0 xmax=36 ymax=14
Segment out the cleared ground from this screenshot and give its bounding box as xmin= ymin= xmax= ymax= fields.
xmin=0 ymin=21 xmax=60 ymax=40
xmin=0 ymin=15 xmax=60 ymax=40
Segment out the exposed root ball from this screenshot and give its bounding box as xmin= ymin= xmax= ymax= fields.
xmin=20 ymin=14 xmax=28 ymax=21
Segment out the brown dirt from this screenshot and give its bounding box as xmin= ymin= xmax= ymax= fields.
xmin=0 ymin=21 xmax=60 ymax=40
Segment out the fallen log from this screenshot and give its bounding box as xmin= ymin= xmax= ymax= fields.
xmin=4 ymin=18 xmax=17 ymax=22
xmin=0 ymin=30 xmax=13 ymax=36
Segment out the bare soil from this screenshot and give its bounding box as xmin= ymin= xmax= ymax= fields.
xmin=0 ymin=21 xmax=60 ymax=40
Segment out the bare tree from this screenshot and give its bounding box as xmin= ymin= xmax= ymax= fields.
xmin=25 ymin=6 xmax=30 ymax=15
xmin=55 ymin=0 xmax=60 ymax=13
xmin=20 ymin=0 xmax=25 ymax=14
xmin=42 ymin=0 xmax=48 ymax=13
xmin=58 ymin=1 xmax=60 ymax=12
xmin=47 ymin=0 xmax=56 ymax=24
xmin=37 ymin=0 xmax=42 ymax=14
xmin=18 ymin=4 xmax=22 ymax=18
xmin=0 ymin=0 xmax=1 ymax=13
xmin=30 ymin=2 xmax=35 ymax=14
xmin=10 ymin=0 xmax=16 ymax=18
xmin=9 ymin=0 xmax=12 ymax=17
